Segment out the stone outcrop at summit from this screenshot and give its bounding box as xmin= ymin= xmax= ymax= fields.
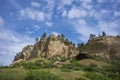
xmin=13 ymin=33 xmax=120 ymax=65
xmin=78 ymin=36 xmax=120 ymax=61
xmin=13 ymin=33 xmax=78 ymax=64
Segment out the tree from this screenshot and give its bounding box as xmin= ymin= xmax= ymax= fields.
xmin=70 ymin=41 xmax=73 ymax=44
xmin=61 ymin=34 xmax=65 ymax=39
xmin=65 ymin=38 xmax=68 ymax=42
xmin=42 ymin=32 xmax=46 ymax=38
xmin=73 ymin=43 xmax=75 ymax=46
xmin=36 ymin=37 xmax=39 ymax=42
xmin=77 ymin=43 xmax=84 ymax=48
xmin=102 ymin=31 xmax=106 ymax=36
xmin=57 ymin=35 xmax=61 ymax=37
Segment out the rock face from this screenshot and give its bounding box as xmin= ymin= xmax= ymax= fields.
xmin=13 ymin=33 xmax=78 ymax=64
xmin=13 ymin=45 xmax=34 ymax=64
xmin=78 ymin=36 xmax=120 ymax=61
xmin=13 ymin=33 xmax=120 ymax=65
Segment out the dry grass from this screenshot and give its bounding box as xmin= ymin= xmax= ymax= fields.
xmin=79 ymin=59 xmax=110 ymax=67
xmin=33 ymin=68 xmax=86 ymax=80
xmin=0 ymin=68 xmax=26 ymax=80
xmin=0 ymin=68 xmax=86 ymax=80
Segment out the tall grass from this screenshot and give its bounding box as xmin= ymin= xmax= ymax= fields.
xmin=25 ymin=70 xmax=61 ymax=80
xmin=0 ymin=68 xmax=26 ymax=80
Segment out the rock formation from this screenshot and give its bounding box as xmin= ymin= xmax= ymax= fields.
xmin=13 ymin=33 xmax=120 ymax=65
xmin=13 ymin=45 xmax=34 ymax=64
xmin=78 ymin=36 xmax=120 ymax=61
xmin=13 ymin=33 xmax=78 ymax=64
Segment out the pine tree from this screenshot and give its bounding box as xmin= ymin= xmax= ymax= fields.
xmin=42 ymin=32 xmax=46 ymax=38
xmin=102 ymin=31 xmax=106 ymax=36
xmin=77 ymin=43 xmax=84 ymax=48
xmin=36 ymin=37 xmax=39 ymax=42
xmin=61 ymin=34 xmax=65 ymax=39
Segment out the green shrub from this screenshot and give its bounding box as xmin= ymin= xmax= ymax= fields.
xmin=89 ymin=63 xmax=97 ymax=67
xmin=44 ymin=62 xmax=53 ymax=68
xmin=25 ymin=70 xmax=61 ymax=80
xmin=62 ymin=64 xmax=75 ymax=69
xmin=85 ymin=73 xmax=112 ymax=80
xmin=76 ymin=77 xmax=86 ymax=80
xmin=23 ymin=62 xmax=40 ymax=69
xmin=61 ymin=69 xmax=71 ymax=72
xmin=62 ymin=59 xmax=84 ymax=70
xmin=60 ymin=57 xmax=68 ymax=62
xmin=83 ymin=66 xmax=95 ymax=72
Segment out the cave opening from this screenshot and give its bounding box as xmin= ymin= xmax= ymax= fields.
xmin=75 ymin=53 xmax=89 ymax=60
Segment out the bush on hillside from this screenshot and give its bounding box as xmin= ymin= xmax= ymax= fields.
xmin=76 ymin=77 xmax=86 ymax=80
xmin=61 ymin=59 xmax=83 ymax=70
xmin=83 ymin=66 xmax=95 ymax=72
xmin=85 ymin=73 xmax=112 ymax=80
xmin=25 ymin=70 xmax=61 ymax=80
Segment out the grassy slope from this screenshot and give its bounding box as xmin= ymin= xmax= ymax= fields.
xmin=0 ymin=59 xmax=118 ymax=80
xmin=43 ymin=69 xmax=85 ymax=80
xmin=0 ymin=68 xmax=26 ymax=80
xmin=0 ymin=68 xmax=86 ymax=80
xmin=79 ymin=59 xmax=110 ymax=67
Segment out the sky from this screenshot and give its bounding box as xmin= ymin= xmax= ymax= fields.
xmin=0 ymin=0 xmax=120 ymax=66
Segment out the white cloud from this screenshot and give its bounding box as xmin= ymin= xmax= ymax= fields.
xmin=89 ymin=9 xmax=110 ymax=20
xmin=20 ymin=8 xmax=45 ymax=21
xmin=78 ymin=19 xmax=86 ymax=25
xmin=31 ymin=1 xmax=40 ymax=8
xmin=0 ymin=29 xmax=35 ymax=65
xmin=46 ymin=0 xmax=55 ymax=10
xmin=101 ymin=9 xmax=109 ymax=14
xmin=114 ymin=11 xmax=120 ymax=17
xmin=81 ymin=2 xmax=93 ymax=10
xmin=44 ymin=0 xmax=55 ymax=20
xmin=73 ymin=19 xmax=120 ymax=42
xmin=62 ymin=10 xmax=67 ymax=17
xmin=25 ymin=25 xmax=40 ymax=34
xmin=81 ymin=0 xmax=91 ymax=3
xmin=33 ymin=25 xmax=40 ymax=31
xmin=62 ymin=0 xmax=73 ymax=5
xmin=52 ymin=32 xmax=60 ymax=36
xmin=98 ymin=20 xmax=120 ymax=35
xmin=68 ymin=7 xmax=87 ymax=19
xmin=97 ymin=0 xmax=105 ymax=3
xmin=74 ymin=21 xmax=99 ymax=42
xmin=45 ymin=22 xmax=53 ymax=27
xmin=8 ymin=0 xmax=22 ymax=9
xmin=116 ymin=0 xmax=120 ymax=3
xmin=0 ymin=17 xmax=4 ymax=27
xmin=36 ymin=12 xmax=45 ymax=21
xmin=26 ymin=31 xmax=35 ymax=34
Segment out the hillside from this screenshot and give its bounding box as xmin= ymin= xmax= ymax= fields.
xmin=1 ymin=33 xmax=120 ymax=80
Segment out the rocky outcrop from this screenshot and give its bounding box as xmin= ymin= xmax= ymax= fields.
xmin=29 ymin=35 xmax=47 ymax=58
xmin=78 ymin=36 xmax=120 ymax=61
xmin=13 ymin=33 xmax=78 ymax=64
xmin=44 ymin=34 xmax=77 ymax=58
xmin=13 ymin=45 xmax=34 ymax=64
xmin=13 ymin=33 xmax=120 ymax=65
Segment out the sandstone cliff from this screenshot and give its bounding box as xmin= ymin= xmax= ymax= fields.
xmin=13 ymin=33 xmax=78 ymax=64
xmin=13 ymin=33 xmax=120 ymax=65
xmin=78 ymin=36 xmax=120 ymax=61
xmin=13 ymin=45 xmax=34 ymax=64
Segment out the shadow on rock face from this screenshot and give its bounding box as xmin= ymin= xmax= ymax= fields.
xmin=75 ymin=53 xmax=89 ymax=60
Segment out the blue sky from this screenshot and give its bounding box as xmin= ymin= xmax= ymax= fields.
xmin=0 ymin=0 xmax=120 ymax=66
